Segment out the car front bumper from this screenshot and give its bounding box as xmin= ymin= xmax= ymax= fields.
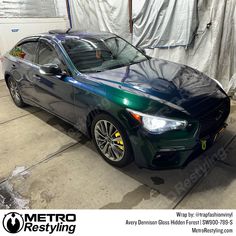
xmin=129 ymin=122 xmax=228 ymax=170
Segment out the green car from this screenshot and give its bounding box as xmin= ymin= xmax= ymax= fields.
xmin=3 ymin=30 xmax=230 ymax=169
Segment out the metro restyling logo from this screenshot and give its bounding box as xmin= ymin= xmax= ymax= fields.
xmin=2 ymin=212 xmax=76 ymax=234
xmin=3 ymin=212 xmax=24 ymax=233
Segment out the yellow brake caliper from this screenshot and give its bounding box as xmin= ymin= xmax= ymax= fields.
xmin=114 ymin=132 xmax=124 ymax=150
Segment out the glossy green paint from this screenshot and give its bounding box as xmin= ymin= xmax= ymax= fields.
xmin=3 ymin=32 xmax=229 ymax=169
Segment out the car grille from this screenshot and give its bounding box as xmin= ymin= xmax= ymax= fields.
xmin=199 ymin=97 xmax=230 ymax=138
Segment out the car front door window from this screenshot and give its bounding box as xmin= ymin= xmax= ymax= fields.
xmin=38 ymin=42 xmax=62 ymax=66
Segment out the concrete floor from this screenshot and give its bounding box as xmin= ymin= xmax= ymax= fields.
xmin=0 ymin=79 xmax=236 ymax=209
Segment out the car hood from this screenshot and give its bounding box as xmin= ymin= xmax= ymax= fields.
xmin=87 ymin=59 xmax=226 ymax=117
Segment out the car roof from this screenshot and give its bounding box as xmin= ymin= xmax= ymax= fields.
xmin=14 ymin=30 xmax=117 ymax=49
xmin=38 ymin=29 xmax=116 ymax=42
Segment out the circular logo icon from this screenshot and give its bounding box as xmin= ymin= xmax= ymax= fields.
xmin=2 ymin=212 xmax=24 ymax=234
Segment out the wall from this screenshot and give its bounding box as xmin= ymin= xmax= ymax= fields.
xmin=0 ymin=17 xmax=68 ymax=80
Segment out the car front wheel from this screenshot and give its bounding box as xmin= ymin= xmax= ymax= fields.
xmin=91 ymin=114 xmax=133 ymax=167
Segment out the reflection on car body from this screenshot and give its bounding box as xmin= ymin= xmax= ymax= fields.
xmin=2 ymin=30 xmax=230 ymax=169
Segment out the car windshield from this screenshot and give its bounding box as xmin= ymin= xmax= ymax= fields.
xmin=62 ymin=36 xmax=148 ymax=73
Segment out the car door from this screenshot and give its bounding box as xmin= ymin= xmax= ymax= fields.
xmin=33 ymin=39 xmax=76 ymax=124
xmin=8 ymin=39 xmax=39 ymax=102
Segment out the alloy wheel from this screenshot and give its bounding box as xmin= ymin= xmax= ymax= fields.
xmin=94 ymin=120 xmax=125 ymax=162
xmin=8 ymin=79 xmax=21 ymax=103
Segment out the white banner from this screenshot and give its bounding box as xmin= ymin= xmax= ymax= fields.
xmin=0 ymin=210 xmax=234 ymax=235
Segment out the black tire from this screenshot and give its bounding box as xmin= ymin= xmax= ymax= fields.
xmin=91 ymin=113 xmax=133 ymax=167
xmin=7 ymin=76 xmax=26 ymax=108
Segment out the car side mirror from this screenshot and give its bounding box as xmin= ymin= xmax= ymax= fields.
xmin=39 ymin=64 xmax=63 ymax=76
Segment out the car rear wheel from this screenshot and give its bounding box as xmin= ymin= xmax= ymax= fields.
xmin=7 ymin=77 xmax=26 ymax=108
xmin=91 ymin=114 xmax=133 ymax=167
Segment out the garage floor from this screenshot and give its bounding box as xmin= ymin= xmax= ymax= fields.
xmin=0 ymin=79 xmax=236 ymax=209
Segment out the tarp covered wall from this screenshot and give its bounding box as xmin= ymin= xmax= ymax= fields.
xmin=0 ymin=0 xmax=58 ymax=17
xmin=68 ymin=0 xmax=131 ymax=41
xmin=132 ymin=0 xmax=198 ymax=48
xmin=68 ymin=0 xmax=236 ymax=90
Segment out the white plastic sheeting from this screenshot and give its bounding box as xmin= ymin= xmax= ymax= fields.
xmin=145 ymin=0 xmax=236 ymax=89
xmin=68 ymin=0 xmax=131 ymax=40
xmin=0 ymin=0 xmax=58 ymax=17
xmin=132 ymin=0 xmax=198 ymax=48
xmin=55 ymin=0 xmax=68 ymax=18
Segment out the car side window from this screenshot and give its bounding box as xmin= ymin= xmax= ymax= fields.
xmin=38 ymin=42 xmax=62 ymax=66
xmin=10 ymin=42 xmax=37 ymax=63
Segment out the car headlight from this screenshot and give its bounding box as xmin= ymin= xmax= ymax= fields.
xmin=127 ymin=109 xmax=188 ymax=134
